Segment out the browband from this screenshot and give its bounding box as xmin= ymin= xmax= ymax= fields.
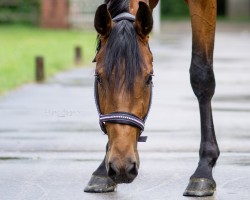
xmin=112 ymin=12 xmax=135 ymax=22
xmin=92 ymin=12 xmax=136 ymax=63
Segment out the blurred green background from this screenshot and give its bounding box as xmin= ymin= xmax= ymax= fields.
xmin=161 ymin=0 xmax=226 ymax=18
xmin=0 ymin=0 xmax=249 ymax=94
xmin=0 ymin=25 xmax=95 ymax=93
xmin=0 ymin=0 xmax=96 ymax=94
xmin=0 ymin=0 xmax=40 ymax=24
xmin=0 ymin=0 xmax=227 ymax=24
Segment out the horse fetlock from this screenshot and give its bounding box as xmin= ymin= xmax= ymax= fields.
xmin=191 ymin=161 xmax=213 ymax=179
xmin=199 ymin=143 xmax=220 ymax=166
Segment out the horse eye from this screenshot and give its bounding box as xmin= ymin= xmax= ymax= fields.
xmin=146 ymin=75 xmax=153 ymax=85
xmin=95 ymin=75 xmax=103 ymax=85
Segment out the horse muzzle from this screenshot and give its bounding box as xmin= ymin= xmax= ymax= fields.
xmin=106 ymin=157 xmax=139 ymax=184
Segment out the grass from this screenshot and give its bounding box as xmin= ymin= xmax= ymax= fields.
xmin=0 ymin=24 xmax=96 ymax=94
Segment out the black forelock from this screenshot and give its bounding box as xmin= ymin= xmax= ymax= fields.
xmin=104 ymin=20 xmax=143 ymax=93
xmin=95 ymin=0 xmax=144 ymax=94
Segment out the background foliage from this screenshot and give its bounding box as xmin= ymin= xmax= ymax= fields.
xmin=0 ymin=0 xmax=227 ymax=23
xmin=161 ymin=0 xmax=189 ymax=18
xmin=161 ymin=0 xmax=226 ymax=18
xmin=0 ymin=0 xmax=40 ymax=23
xmin=0 ymin=25 xmax=95 ymax=94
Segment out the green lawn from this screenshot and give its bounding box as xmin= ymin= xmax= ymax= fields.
xmin=0 ymin=24 xmax=96 ymax=94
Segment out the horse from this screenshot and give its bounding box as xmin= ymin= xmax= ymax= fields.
xmin=84 ymin=0 xmax=220 ymax=197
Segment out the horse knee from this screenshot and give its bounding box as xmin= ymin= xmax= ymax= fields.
xmin=190 ymin=60 xmax=215 ymax=103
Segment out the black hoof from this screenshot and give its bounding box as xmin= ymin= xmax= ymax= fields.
xmin=84 ymin=175 xmax=117 ymax=193
xmin=183 ymin=178 xmax=216 ymax=197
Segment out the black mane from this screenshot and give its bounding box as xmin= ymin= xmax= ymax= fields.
xmin=96 ymin=0 xmax=143 ymax=93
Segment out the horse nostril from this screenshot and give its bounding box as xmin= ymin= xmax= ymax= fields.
xmin=127 ymin=162 xmax=138 ymax=177
xmin=107 ymin=163 xmax=118 ymax=179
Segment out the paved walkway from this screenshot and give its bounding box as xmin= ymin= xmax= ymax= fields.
xmin=0 ymin=22 xmax=250 ymax=200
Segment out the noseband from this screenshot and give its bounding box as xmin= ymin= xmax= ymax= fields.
xmin=94 ymin=12 xmax=153 ymax=142
xmin=94 ymin=77 xmax=152 ymax=143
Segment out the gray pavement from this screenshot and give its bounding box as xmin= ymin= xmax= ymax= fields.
xmin=0 ymin=22 xmax=250 ymax=200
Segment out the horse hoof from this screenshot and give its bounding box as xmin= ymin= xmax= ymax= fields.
xmin=84 ymin=175 xmax=117 ymax=193
xmin=183 ymin=178 xmax=216 ymax=197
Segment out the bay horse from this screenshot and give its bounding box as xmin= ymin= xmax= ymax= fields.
xmin=85 ymin=0 xmax=219 ymax=197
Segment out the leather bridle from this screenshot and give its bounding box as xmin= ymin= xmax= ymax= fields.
xmin=93 ymin=12 xmax=153 ymax=142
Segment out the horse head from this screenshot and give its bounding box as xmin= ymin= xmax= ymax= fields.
xmin=93 ymin=0 xmax=158 ymax=184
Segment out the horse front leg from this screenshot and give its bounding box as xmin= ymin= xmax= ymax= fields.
xmin=84 ymin=143 xmax=117 ymax=193
xmin=183 ymin=0 xmax=220 ymax=197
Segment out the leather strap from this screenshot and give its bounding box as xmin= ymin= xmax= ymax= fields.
xmin=100 ymin=112 xmax=145 ymax=132
xmin=94 ymin=76 xmax=152 ymax=142
xmin=92 ymin=12 xmax=135 ymax=63
xmin=112 ymin=12 xmax=135 ymax=22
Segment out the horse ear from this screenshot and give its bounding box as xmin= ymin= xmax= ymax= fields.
xmin=94 ymin=4 xmax=112 ymax=36
xmin=135 ymin=2 xmax=153 ymax=37
xmin=149 ymin=0 xmax=159 ymax=10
